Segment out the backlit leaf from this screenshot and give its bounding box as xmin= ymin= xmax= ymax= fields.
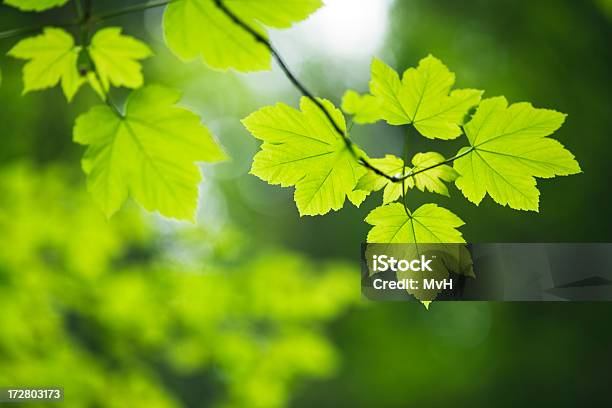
xmin=409 ymin=152 xmax=458 ymax=196
xmin=365 ymin=204 xmax=472 ymax=304
xmin=365 ymin=203 xmax=465 ymax=244
xmin=453 ymin=97 xmax=581 ymax=211
xmin=8 ymin=27 xmax=84 ymax=101
xmin=89 ymin=27 xmax=152 ymax=91
xmin=345 ymin=55 xmax=482 ymax=139
xmin=73 ymin=85 xmax=227 ymax=220
xmin=4 ymin=0 xmax=68 ymax=11
xmin=163 ymin=0 xmax=322 ymax=72
xmin=355 ymin=155 xmax=406 ymax=204
xmin=341 ymin=90 xmax=382 ymax=124
xmin=355 ymin=151 xmax=457 ymax=203
xmin=243 ymin=97 xmax=367 ymax=216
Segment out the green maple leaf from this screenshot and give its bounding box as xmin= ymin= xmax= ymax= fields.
xmin=365 ymin=203 xmax=472 ymax=304
xmin=4 ymin=0 xmax=68 ymax=11
xmin=163 ymin=0 xmax=322 ymax=72
xmin=453 ymin=96 xmax=581 ymax=211
xmin=409 ymin=152 xmax=458 ymax=196
xmin=8 ymin=28 xmax=85 ymax=101
xmin=89 ymin=27 xmax=152 ymax=91
xmin=73 ymin=85 xmax=227 ymax=221
xmin=365 ymin=203 xmax=465 ymax=244
xmin=355 ymin=155 xmax=406 ymax=204
xmin=243 ymin=97 xmax=367 ymax=216
xmin=356 ymin=152 xmax=458 ymax=204
xmin=341 ymin=90 xmax=382 ymax=124
xmin=343 ymin=55 xmax=483 ymax=139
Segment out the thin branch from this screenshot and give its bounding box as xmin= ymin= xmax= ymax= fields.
xmin=0 ymin=0 xmax=174 ymax=40
xmin=402 ymin=147 xmax=473 ymax=180
xmin=213 ymin=0 xmax=403 ymax=183
xmin=0 ymin=21 xmax=79 ymax=41
xmin=74 ymin=0 xmax=85 ymax=21
xmin=91 ymin=0 xmax=178 ymax=24
xmin=0 ymin=0 xmax=470 ymax=186
xmin=213 ymin=0 xmax=476 ymax=186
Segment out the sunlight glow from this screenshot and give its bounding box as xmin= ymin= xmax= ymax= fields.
xmin=274 ymin=0 xmax=393 ymax=61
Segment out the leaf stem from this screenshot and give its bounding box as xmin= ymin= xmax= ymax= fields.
xmin=401 ymin=127 xmax=412 ymax=216
xmin=90 ymin=65 xmax=122 ymax=117
xmin=75 ymin=0 xmax=85 ymax=21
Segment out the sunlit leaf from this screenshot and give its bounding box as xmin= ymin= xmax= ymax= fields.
xmin=355 ymin=151 xmax=458 ymax=203
xmin=73 ymin=85 xmax=227 ymax=220
xmin=4 ymin=0 xmax=68 ymax=11
xmin=409 ymin=152 xmax=458 ymax=196
xmin=88 ymin=27 xmax=152 ymax=91
xmin=454 ymin=97 xmax=581 ymax=211
xmin=243 ymin=97 xmax=367 ymax=216
xmin=8 ymin=27 xmax=84 ymax=101
xmin=163 ymin=0 xmax=322 ymax=71
xmin=345 ymin=55 xmax=482 ymax=139
xmin=341 ymin=90 xmax=382 ymax=124
xmin=355 ymin=155 xmax=406 ymax=204
xmin=365 ymin=203 xmax=471 ymax=304
xmin=365 ymin=202 xmax=465 ymax=244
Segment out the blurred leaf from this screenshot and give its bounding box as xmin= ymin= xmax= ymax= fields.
xmin=163 ymin=0 xmax=322 ymax=71
xmin=243 ymin=97 xmax=367 ymax=216
xmin=4 ymin=0 xmax=68 ymax=11
xmin=73 ymin=85 xmax=226 ymax=220
xmin=341 ymin=90 xmax=382 ymax=124
xmin=8 ymin=27 xmax=84 ymax=101
xmin=454 ymin=96 xmax=581 ymax=211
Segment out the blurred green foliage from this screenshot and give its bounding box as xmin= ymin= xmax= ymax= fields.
xmin=0 ymin=165 xmax=358 ymax=407
xmin=0 ymin=0 xmax=611 ymax=407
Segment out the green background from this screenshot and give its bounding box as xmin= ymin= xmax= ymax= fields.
xmin=0 ymin=0 xmax=611 ymax=406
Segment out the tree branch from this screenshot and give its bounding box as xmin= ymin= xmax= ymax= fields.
xmin=402 ymin=147 xmax=473 ymax=180
xmin=213 ymin=0 xmax=405 ymax=183
xmin=0 ymin=0 xmax=469 ymax=187
xmin=213 ymin=0 xmax=469 ymax=185
xmin=0 ymin=0 xmax=177 ymax=41
xmin=0 ymin=21 xmax=79 ymax=40
xmin=91 ymin=0 xmax=179 ymax=24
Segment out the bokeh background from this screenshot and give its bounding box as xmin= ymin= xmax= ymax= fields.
xmin=1 ymin=0 xmax=611 ymax=406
